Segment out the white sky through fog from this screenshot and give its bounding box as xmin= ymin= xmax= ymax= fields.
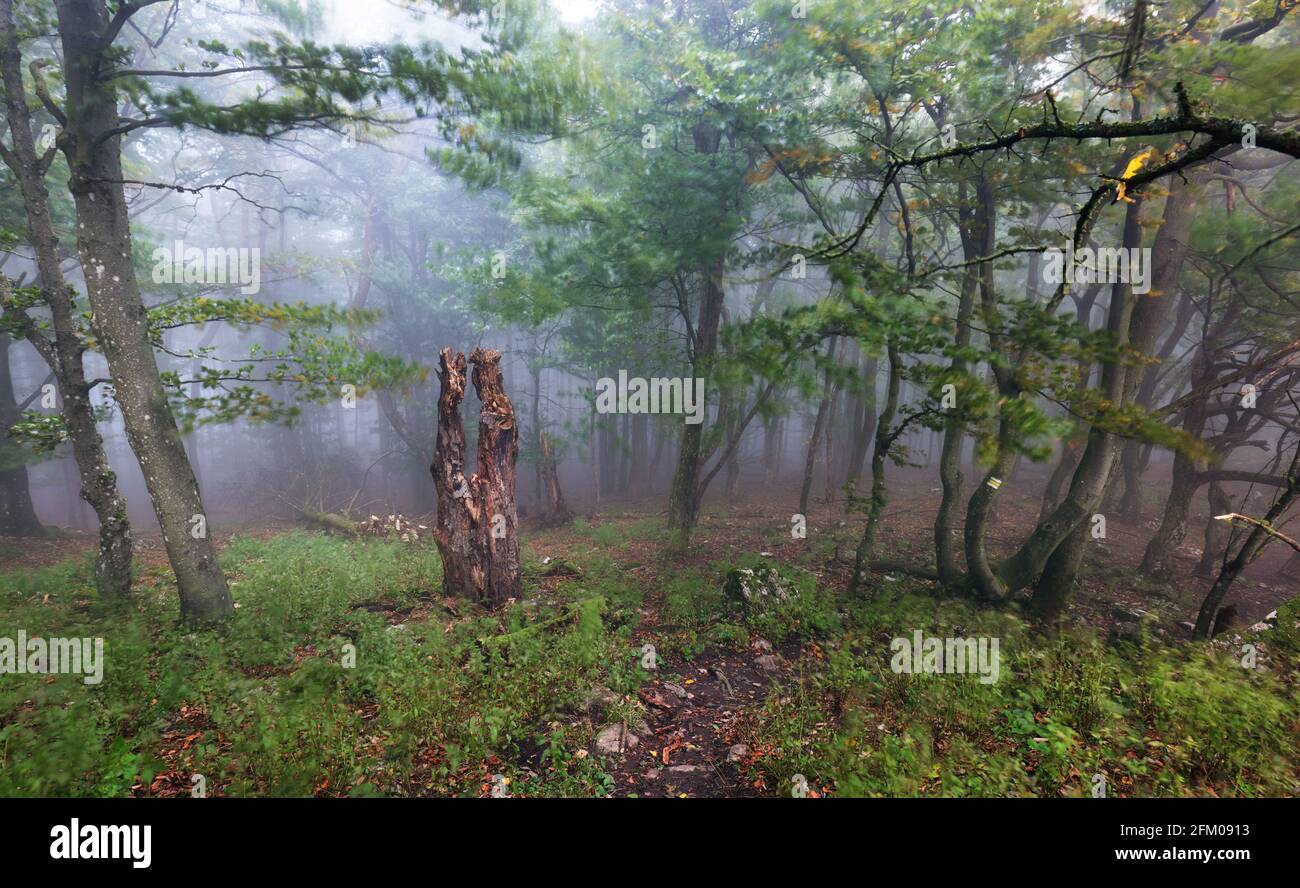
xmin=321 ymin=0 xmax=598 ymax=42
xmin=551 ymin=0 xmax=599 ymax=21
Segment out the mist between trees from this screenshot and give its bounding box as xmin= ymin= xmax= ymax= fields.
xmin=0 ymin=0 xmax=1298 ymax=800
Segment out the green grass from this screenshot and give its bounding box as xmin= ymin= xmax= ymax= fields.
xmin=2 ymin=524 xmax=1296 ymax=798
xmin=0 ymin=531 xmax=642 ymax=797
xmin=741 ymin=588 xmax=1300 ymax=798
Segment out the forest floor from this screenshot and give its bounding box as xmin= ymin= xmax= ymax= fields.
xmin=1 ymin=476 xmax=1297 ymax=798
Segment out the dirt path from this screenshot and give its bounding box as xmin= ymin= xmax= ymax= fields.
xmin=602 ymin=602 xmax=796 ymax=798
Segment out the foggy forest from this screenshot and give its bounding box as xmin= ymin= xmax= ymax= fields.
xmin=1 ymin=0 xmax=1299 ymax=808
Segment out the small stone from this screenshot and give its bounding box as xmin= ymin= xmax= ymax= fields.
xmin=752 ymin=637 xmax=772 ymax=653
xmin=668 ymin=764 xmax=698 ymax=774
xmin=663 ymin=682 xmax=687 ymax=699
xmin=594 ymin=724 xmax=638 ymax=755
xmin=726 ymin=743 xmax=749 ymax=763
xmin=755 ymin=654 xmax=780 ymax=672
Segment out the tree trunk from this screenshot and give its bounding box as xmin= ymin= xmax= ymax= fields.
xmin=935 ymin=186 xmax=979 ymax=585
xmin=844 ymin=356 xmax=878 ymax=502
xmin=538 ymin=432 xmax=573 ymax=527
xmin=667 ymin=259 xmax=724 ymax=547
xmin=849 ymin=343 xmax=901 ymax=594
xmin=1141 ymin=458 xmax=1202 ymax=575
xmin=1140 ymin=320 xmax=1222 ymax=575
xmin=1039 ymin=435 xmax=1082 ymax=522
xmin=0 ymin=334 xmax=42 ymax=536
xmin=667 ymin=119 xmax=728 ymax=549
xmin=960 ymin=173 xmax=1022 ymax=601
xmin=1193 ymin=450 xmax=1300 ymax=639
xmin=531 ymin=362 xmax=543 ymax=507
xmin=799 ymin=337 xmax=838 ymax=516
xmin=431 ymin=348 xmax=520 ymax=606
xmin=1028 ymin=518 xmax=1089 ymax=627
xmin=1196 ymin=481 xmax=1232 ymax=577
xmin=1013 ymin=197 xmax=1142 ymax=601
xmin=0 ymin=0 xmax=131 ymax=596
xmin=54 ymin=0 xmax=230 ymax=621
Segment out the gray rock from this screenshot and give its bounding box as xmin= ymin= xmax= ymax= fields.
xmin=726 ymin=743 xmax=749 ymax=763
xmin=594 ymin=724 xmax=638 ymax=755
xmin=663 ymin=682 xmax=688 ymax=700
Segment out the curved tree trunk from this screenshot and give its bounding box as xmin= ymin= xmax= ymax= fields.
xmin=1193 ymin=450 xmax=1300 ymax=639
xmin=1013 ymin=197 xmax=1143 ymax=601
xmin=1039 ymin=434 xmax=1082 ymax=522
xmin=1140 ymin=457 xmax=1202 ymax=575
xmin=1028 ymin=518 xmax=1089 ymax=627
xmin=55 ymin=0 xmax=228 ymax=621
xmin=959 ymin=174 xmax=1020 ymax=601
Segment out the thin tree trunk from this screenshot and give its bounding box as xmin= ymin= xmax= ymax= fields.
xmin=538 ymin=432 xmax=573 ymax=527
xmin=0 ymin=0 xmax=131 ymax=597
xmin=0 ymin=335 xmax=42 ymax=535
xmin=531 ymin=362 xmax=543 ymax=506
xmin=935 ymin=186 xmax=979 ymax=585
xmin=844 ymin=356 xmax=878 ymax=501
xmin=800 ymin=337 xmax=839 ymax=516
xmin=1193 ymin=448 xmax=1300 ymax=639
xmin=1196 ymin=481 xmax=1232 ymax=577
xmin=849 ymin=343 xmax=901 ymax=594
xmin=667 ymin=258 xmax=724 ymax=547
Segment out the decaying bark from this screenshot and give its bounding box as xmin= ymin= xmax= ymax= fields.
xmin=432 ymin=347 xmax=520 ymax=606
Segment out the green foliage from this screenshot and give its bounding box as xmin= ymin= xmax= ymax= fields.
xmin=744 ymin=590 xmax=1300 ymax=797
xmin=0 ymin=532 xmax=642 ymax=797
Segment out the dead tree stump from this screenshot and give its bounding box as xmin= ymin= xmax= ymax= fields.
xmin=431 ymin=347 xmax=520 ymax=606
